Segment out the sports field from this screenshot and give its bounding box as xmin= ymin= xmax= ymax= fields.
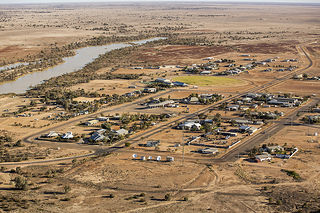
xmin=172 ymin=76 xmax=244 ymax=86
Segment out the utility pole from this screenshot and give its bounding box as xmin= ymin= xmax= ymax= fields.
xmin=182 ymin=127 xmax=185 ymax=166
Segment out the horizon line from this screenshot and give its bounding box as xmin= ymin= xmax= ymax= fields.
xmin=1 ymin=1 xmax=320 ymax=5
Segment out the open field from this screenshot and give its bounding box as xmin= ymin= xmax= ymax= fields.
xmin=0 ymin=2 xmax=319 ymax=213
xmin=172 ymin=76 xmax=246 ymax=87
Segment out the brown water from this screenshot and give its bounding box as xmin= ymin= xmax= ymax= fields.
xmin=0 ymin=37 xmax=165 ymax=94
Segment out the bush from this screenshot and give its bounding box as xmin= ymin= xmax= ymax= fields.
xmin=13 ymin=176 xmax=29 ymax=190
xmin=110 ymin=194 xmax=115 ymax=198
xmin=276 ymin=200 xmax=282 ymax=205
xmin=139 ymin=198 xmax=146 ymax=202
xmin=164 ymin=194 xmax=171 ymax=201
xmin=268 ymin=197 xmax=273 ymax=203
xmin=281 ymin=169 xmax=300 ymax=180
xmin=140 ymin=193 xmax=145 ymax=197
xmin=183 ymin=197 xmax=189 ymax=201
xmin=64 ymin=185 xmax=71 ymax=194
xmin=125 ymin=142 xmax=131 ymax=147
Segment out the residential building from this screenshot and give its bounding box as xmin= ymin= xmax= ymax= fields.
xmin=200 ymin=148 xmax=218 ymax=154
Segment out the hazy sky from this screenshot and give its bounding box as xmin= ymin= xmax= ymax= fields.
xmin=0 ymin=0 xmax=319 ymax=4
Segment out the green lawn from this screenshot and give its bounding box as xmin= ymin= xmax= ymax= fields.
xmin=172 ymin=76 xmax=244 ymax=86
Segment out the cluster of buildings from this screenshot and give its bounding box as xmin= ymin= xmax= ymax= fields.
xmin=44 ymin=131 xmax=74 ymax=139
xmin=255 ymin=146 xmax=299 ymax=162
xmin=154 ymin=77 xmax=188 ymax=87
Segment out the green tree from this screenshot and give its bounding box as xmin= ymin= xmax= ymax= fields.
xmin=203 ymin=123 xmax=212 ymax=133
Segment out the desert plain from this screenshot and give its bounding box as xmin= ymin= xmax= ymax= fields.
xmin=0 ymin=2 xmax=319 ymax=212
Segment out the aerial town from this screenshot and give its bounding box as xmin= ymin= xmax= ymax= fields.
xmin=0 ymin=1 xmax=319 ymax=212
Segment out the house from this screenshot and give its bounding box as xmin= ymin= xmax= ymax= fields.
xmin=125 ymin=92 xmax=136 ymax=97
xmin=85 ymin=119 xmax=99 ymax=126
xmin=241 ymin=97 xmax=252 ymax=102
xmin=186 ymin=97 xmax=199 ymax=104
xmin=97 ymin=117 xmax=109 ymax=121
xmin=240 ymin=106 xmax=250 ymax=110
xmin=61 ymin=132 xmax=73 ymax=139
xmin=239 ymin=125 xmax=250 ymax=132
xmin=203 ymin=57 xmax=214 ymax=60
xmin=148 ymin=100 xmax=174 ymax=108
xmin=293 ymin=74 xmax=303 ymax=79
xmin=146 ymin=140 xmax=161 ymax=147
xmin=200 ymin=71 xmax=212 ymax=75
xmin=166 ymin=156 xmax=174 ymax=162
xmin=114 ymin=129 xmax=128 ymax=136
xmin=161 ymin=65 xmax=176 ymax=69
xmin=255 ymin=152 xmax=272 ymax=162
xmin=179 ymin=122 xmax=201 ymax=130
xmin=233 ymin=119 xmax=253 ymax=125
xmin=226 ymin=105 xmax=239 ymax=111
xmin=199 ymin=93 xmax=213 ymax=100
xmin=248 ymin=126 xmax=257 ymax=134
xmin=90 ymin=132 xmax=106 ymax=142
xmin=155 ymin=78 xmax=171 ymax=83
xmin=144 ymin=88 xmax=157 ymax=93
xmin=314 ymin=108 xmax=320 ymax=113
xmin=46 ymin=131 xmax=58 ymax=138
xmin=173 ymin=81 xmax=188 ymax=87
xmin=200 ymin=148 xmax=219 ymax=154
xmin=267 ymin=145 xmax=284 ymax=153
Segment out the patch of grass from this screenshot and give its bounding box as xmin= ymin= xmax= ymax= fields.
xmin=172 ymin=76 xmax=243 ymax=86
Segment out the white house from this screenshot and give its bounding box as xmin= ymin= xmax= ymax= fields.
xmin=255 ymin=152 xmax=272 ymax=162
xmin=61 ymin=132 xmax=73 ymax=139
xmin=144 ymin=88 xmax=157 ymax=93
xmin=200 ymin=71 xmax=212 ymax=75
xmin=114 ymin=129 xmax=128 ymax=136
xmin=226 ymin=105 xmax=239 ymax=111
xmin=47 ymin=131 xmax=58 ymax=138
xmin=179 ymin=122 xmax=201 ymax=130
xmin=200 ymin=148 xmax=218 ymax=154
xmin=97 ymin=117 xmax=109 ymax=121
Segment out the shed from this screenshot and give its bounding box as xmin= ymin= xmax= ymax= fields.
xmin=255 ymin=152 xmax=272 ymax=162
xmin=166 ymin=156 xmax=174 ymax=162
xmin=85 ymin=119 xmax=99 ymax=126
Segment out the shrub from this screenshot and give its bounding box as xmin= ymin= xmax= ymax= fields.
xmin=13 ymin=176 xmax=29 ymax=190
xmin=125 ymin=142 xmax=131 ymax=147
xmin=139 ymin=198 xmax=146 ymax=202
xmin=140 ymin=193 xmax=145 ymax=197
xmin=268 ymin=197 xmax=273 ymax=203
xmin=64 ymin=185 xmax=71 ymax=194
xmin=110 ymin=194 xmax=115 ymax=198
xmin=276 ymin=200 xmax=282 ymax=205
xmin=164 ymin=194 xmax=171 ymax=201
xmin=281 ymin=169 xmax=300 ymax=180
xmin=183 ymin=197 xmax=189 ymax=201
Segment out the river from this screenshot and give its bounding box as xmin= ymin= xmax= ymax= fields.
xmin=0 ymin=37 xmax=165 ymax=94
